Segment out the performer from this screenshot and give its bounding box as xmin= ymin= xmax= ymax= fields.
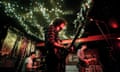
xmin=77 ymin=44 xmax=97 ymax=72
xmin=21 ymin=52 xmax=38 ymax=72
xmin=45 ymin=18 xmax=70 ymax=72
xmin=77 ymin=44 xmax=88 ymax=72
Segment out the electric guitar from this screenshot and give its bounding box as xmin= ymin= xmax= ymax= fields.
xmin=54 ymin=40 xmax=74 ymax=60
xmin=84 ymin=58 xmax=97 ymax=65
xmin=80 ymin=58 xmax=97 ymax=67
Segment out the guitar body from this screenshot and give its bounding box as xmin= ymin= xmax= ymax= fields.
xmin=54 ymin=40 xmax=74 ymax=60
xmin=79 ymin=59 xmax=88 ymax=67
xmin=55 ymin=48 xmax=69 ymax=61
xmin=79 ymin=58 xmax=97 ymax=67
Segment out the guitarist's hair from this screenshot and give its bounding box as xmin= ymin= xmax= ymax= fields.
xmin=51 ymin=18 xmax=67 ymax=27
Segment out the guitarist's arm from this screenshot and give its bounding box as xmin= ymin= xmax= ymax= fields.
xmin=77 ymin=48 xmax=89 ymax=65
xmin=53 ymin=42 xmax=65 ymax=49
xmin=53 ymin=40 xmax=70 ymax=49
xmin=77 ymin=49 xmax=85 ymax=61
xmin=77 ymin=50 xmax=96 ymax=65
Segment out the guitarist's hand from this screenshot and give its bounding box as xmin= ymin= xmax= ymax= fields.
xmin=84 ymin=59 xmax=89 ymax=65
xmin=63 ymin=44 xmax=74 ymax=52
xmin=63 ymin=45 xmax=69 ymax=49
xmin=84 ymin=58 xmax=97 ymax=65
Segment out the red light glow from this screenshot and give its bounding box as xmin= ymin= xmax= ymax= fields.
xmin=109 ymin=19 xmax=119 ymax=29
xmin=117 ymin=37 xmax=120 ymax=40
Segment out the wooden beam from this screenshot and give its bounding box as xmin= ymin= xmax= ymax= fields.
xmin=36 ymin=34 xmax=120 ymax=47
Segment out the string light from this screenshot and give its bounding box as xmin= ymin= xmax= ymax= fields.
xmin=1 ymin=0 xmax=93 ymax=40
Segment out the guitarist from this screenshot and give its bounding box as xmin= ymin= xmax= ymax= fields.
xmin=77 ymin=44 xmax=89 ymax=72
xmin=77 ymin=44 xmax=87 ymax=62
xmin=45 ymin=18 xmax=70 ymax=72
xmin=77 ymin=44 xmax=97 ymax=72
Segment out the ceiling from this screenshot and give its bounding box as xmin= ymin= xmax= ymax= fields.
xmin=0 ymin=0 xmax=119 ymax=42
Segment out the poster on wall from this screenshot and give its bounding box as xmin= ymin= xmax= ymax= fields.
xmin=1 ymin=30 xmax=17 ymax=56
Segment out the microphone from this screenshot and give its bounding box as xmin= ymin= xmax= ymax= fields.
xmin=87 ymin=17 xmax=105 ymax=23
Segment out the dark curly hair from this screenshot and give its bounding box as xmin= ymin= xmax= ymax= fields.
xmin=51 ymin=18 xmax=67 ymax=27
